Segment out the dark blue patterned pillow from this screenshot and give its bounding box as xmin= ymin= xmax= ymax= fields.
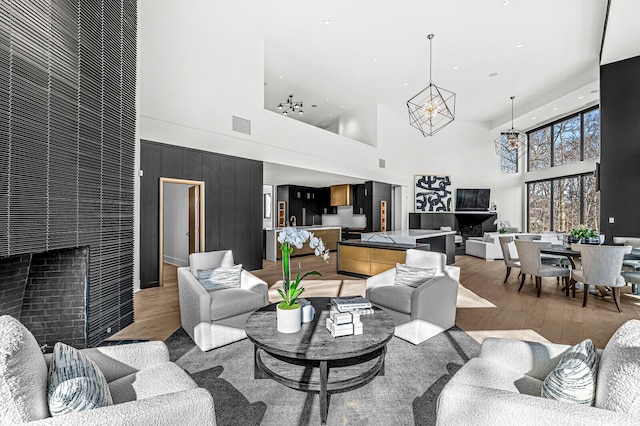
xmin=198 ymin=264 xmax=243 ymax=290
xmin=47 ymin=342 xmax=113 ymax=415
xmin=541 ymin=339 xmax=599 ymax=405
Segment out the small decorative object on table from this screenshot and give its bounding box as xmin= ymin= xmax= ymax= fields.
xmin=568 ymin=224 xmax=600 ymax=245
xmin=494 ymin=219 xmax=511 ymax=234
xmin=326 ymin=308 xmax=364 ymax=337
xmin=276 ymin=227 xmax=330 ymax=333
xmin=331 ymin=296 xmax=372 ymax=311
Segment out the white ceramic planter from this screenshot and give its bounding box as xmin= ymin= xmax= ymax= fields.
xmin=276 ymin=305 xmax=302 ymax=333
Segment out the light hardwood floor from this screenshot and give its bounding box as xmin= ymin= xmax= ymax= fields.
xmin=110 ymin=254 xmax=640 ymax=348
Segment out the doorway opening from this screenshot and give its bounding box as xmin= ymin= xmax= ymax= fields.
xmin=159 ymin=178 xmax=205 ymax=287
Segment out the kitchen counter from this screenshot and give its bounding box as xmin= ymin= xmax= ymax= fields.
xmin=336 ymin=240 xmax=431 ymax=277
xmin=265 ymin=227 xmax=341 ymax=261
xmin=358 ymin=229 xmax=456 ymax=264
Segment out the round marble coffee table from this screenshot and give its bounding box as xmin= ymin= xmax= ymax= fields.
xmin=245 ymin=297 xmax=395 ymax=424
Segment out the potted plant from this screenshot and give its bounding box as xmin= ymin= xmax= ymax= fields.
xmin=494 ymin=219 xmax=511 ymax=234
xmin=568 ymin=224 xmax=600 ymax=245
xmin=276 ymin=227 xmax=330 ymax=333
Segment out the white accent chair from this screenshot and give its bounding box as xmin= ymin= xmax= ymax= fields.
xmin=365 ymin=250 xmax=460 ymax=345
xmin=436 ymin=320 xmax=640 ymax=425
xmin=177 ymin=250 xmax=269 ymax=351
xmin=0 ymin=315 xmax=216 ymax=425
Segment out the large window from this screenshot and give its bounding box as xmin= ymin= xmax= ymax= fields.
xmin=527 ymin=107 xmax=600 ymax=171
xmin=526 ymin=106 xmax=600 ymax=232
xmin=527 ymin=173 xmax=599 ymax=233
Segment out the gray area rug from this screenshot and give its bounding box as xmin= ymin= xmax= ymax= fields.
xmin=165 ymin=327 xmax=479 ymax=426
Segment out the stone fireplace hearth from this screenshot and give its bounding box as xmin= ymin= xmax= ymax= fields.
xmin=0 ymin=246 xmax=88 ymax=350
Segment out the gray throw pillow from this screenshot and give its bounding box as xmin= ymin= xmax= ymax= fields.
xmin=48 ymin=342 xmax=113 ymax=416
xmin=541 ymin=339 xmax=599 ymax=405
xmin=394 ymin=263 xmax=437 ymax=288
xmin=198 ymin=264 xmax=243 ymax=291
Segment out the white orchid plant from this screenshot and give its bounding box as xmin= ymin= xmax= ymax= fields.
xmin=277 ymin=227 xmax=330 ymax=310
xmin=494 ymin=219 xmax=511 ymax=233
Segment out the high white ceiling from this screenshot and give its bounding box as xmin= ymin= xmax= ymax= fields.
xmin=217 ymin=0 xmax=608 ymax=129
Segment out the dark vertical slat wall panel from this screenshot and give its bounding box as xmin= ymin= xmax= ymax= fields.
xmin=0 ymin=0 xmax=136 ymax=347
xmin=139 ymin=141 xmax=263 ymax=287
xmin=139 ymin=141 xmax=161 ymax=288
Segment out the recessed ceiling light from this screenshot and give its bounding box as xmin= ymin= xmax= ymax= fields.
xmin=578 ymin=96 xmax=585 ymax=99
xmin=502 ymin=0 xmax=512 ymax=5
xmin=329 ymin=114 xmax=333 ymax=117
xmin=323 ymin=19 xmax=331 ymax=25
xmin=340 ymin=105 xmax=344 ymax=108
xmin=372 ymin=58 xmax=379 ymax=62
xmin=403 ymin=82 xmax=409 ymax=86
xmin=516 ymin=43 xmax=524 ymax=48
xmin=489 ymin=72 xmax=498 ymax=77
xmin=552 ymin=107 xmax=558 ymax=111
xmin=531 ymin=116 xmax=537 ymax=120
xmin=325 ymin=98 xmax=329 ymax=101
xmin=279 ymin=76 xmax=283 ymax=79
xmin=452 ymin=66 xmax=459 ymax=70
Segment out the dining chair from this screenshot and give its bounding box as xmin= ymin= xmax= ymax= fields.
xmin=514 ymin=240 xmax=570 ymax=297
xmin=498 ymin=236 xmax=520 ymax=283
xmin=570 ymin=244 xmax=632 ymax=312
xmin=613 ymin=236 xmax=640 ymax=271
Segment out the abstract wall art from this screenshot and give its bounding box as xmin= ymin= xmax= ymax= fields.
xmin=415 ymin=175 xmax=452 ymax=212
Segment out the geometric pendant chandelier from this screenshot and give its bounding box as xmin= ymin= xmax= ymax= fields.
xmin=494 ymin=96 xmax=527 ymax=164
xmin=277 ymin=95 xmax=304 ymax=116
xmin=407 ymin=34 xmax=456 ymax=137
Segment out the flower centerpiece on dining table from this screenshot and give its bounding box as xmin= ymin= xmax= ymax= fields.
xmin=276 ymin=227 xmax=330 ymax=333
xmin=568 ymin=224 xmax=600 ymax=244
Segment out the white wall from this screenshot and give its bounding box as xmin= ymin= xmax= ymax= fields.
xmin=137 ymin=0 xmax=527 ymax=282
xmin=338 ymin=104 xmax=378 ymax=146
xmin=163 ymin=183 xmax=189 ymax=267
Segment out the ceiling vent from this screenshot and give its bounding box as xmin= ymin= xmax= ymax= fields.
xmin=232 ymin=116 xmax=251 ymax=135
xmin=379 ymin=158 xmax=386 ymax=169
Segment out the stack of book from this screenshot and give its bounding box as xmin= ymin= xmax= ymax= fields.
xmin=325 ymin=296 xmax=373 ymax=337
xmin=331 ymin=296 xmax=374 ymax=315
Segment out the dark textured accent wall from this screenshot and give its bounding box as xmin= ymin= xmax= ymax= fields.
xmin=0 ymin=0 xmax=137 ymax=346
xmin=599 ymin=55 xmax=640 ymax=241
xmin=140 ymin=140 xmax=264 ymax=289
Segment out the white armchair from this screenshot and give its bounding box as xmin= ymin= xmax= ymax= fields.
xmin=365 ymin=250 xmax=459 ymax=345
xmin=437 ymin=320 xmax=640 ymax=425
xmin=177 ymin=250 xmax=269 ymax=351
xmin=1 ymin=315 xmax=216 ymax=426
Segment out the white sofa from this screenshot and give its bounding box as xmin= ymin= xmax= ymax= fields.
xmin=177 ymin=250 xmax=269 ymax=351
xmin=436 ymin=319 xmax=640 ymax=425
xmin=465 ymin=232 xmax=564 ymax=260
xmin=0 ymin=315 xmax=216 ymax=426
xmin=365 ymin=250 xmax=460 ymax=345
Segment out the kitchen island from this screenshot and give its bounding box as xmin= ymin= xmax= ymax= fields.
xmin=265 ymin=226 xmax=341 ymax=261
xmin=336 ymin=229 xmax=456 ymax=277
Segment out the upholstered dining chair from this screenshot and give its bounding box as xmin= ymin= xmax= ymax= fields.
xmin=514 ymin=240 xmax=570 ymax=297
xmin=613 ymin=236 xmax=640 ymax=271
xmin=498 ymin=236 xmax=520 ymax=283
xmin=570 ymin=244 xmax=632 ymax=312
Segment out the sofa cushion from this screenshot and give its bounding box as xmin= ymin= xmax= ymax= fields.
xmin=595 ymin=319 xmax=640 ymax=416
xmin=0 ymin=315 xmax=50 ymax=423
xmin=367 ymin=285 xmax=414 ymax=314
xmin=541 ymin=339 xmax=599 ymax=405
xmin=48 ymin=342 xmax=113 ymax=416
xmin=394 ymin=264 xmax=436 ymax=288
xmin=448 ymin=357 xmax=544 ymax=396
xmin=210 ymin=288 xmax=266 ymax=321
xmin=107 ymin=361 xmax=197 ymax=404
xmin=189 ymin=250 xmax=234 ymax=277
xmin=198 ymin=264 xmax=242 ymax=291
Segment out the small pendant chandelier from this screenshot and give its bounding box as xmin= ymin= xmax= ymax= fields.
xmin=494 ymin=96 xmax=527 ymax=169
xmin=407 ymin=34 xmax=456 ymax=137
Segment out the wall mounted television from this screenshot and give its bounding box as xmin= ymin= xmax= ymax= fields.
xmin=456 ymin=189 xmax=491 ymax=211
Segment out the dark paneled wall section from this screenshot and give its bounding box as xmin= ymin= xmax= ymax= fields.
xmin=599 ymin=55 xmax=640 ymax=240
xmin=0 ymin=0 xmax=137 ymax=346
xmin=140 ymin=141 xmax=263 ymax=289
